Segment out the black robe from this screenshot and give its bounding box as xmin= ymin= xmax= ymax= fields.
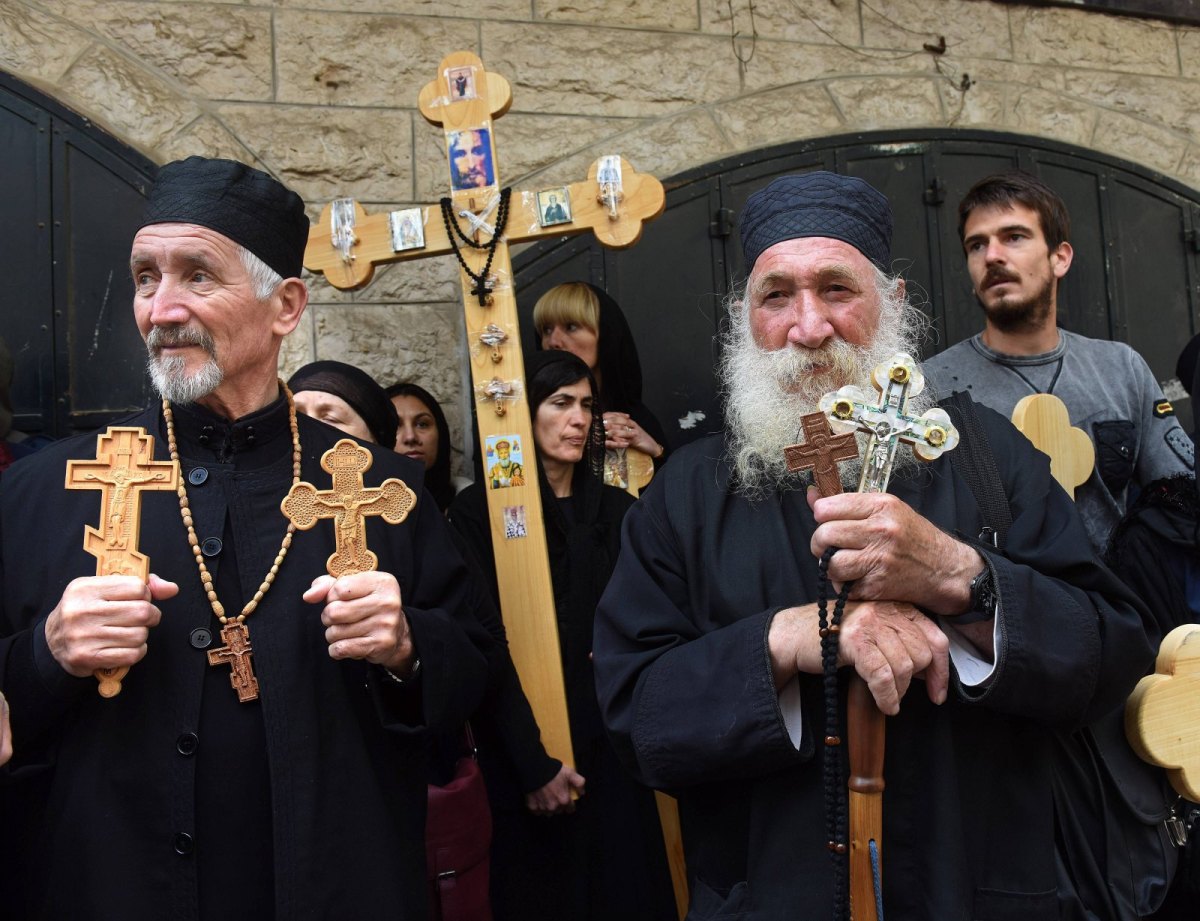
xmin=593 ymin=407 xmax=1155 ymax=921
xmin=0 ymin=398 xmax=489 ymax=919
xmin=448 ymin=467 xmax=676 ymax=921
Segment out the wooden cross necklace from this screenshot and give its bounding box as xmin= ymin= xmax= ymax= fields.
xmin=163 ymin=382 xmax=302 ymax=703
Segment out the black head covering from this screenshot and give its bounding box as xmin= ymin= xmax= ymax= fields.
xmin=739 ymin=171 xmax=893 ymax=272
xmin=287 ymin=360 xmax=398 ymax=449
xmin=525 ymin=349 xmax=605 ymax=483
xmin=140 ymin=156 xmax=310 ymax=280
xmin=386 ymin=381 xmax=454 ymax=513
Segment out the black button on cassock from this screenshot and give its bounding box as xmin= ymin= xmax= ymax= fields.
xmin=173 ymin=833 xmax=194 ymax=856
xmin=187 ymin=467 xmax=209 ymax=486
xmin=201 ymin=537 xmax=222 ymax=557
xmin=176 ymin=733 xmax=199 ymax=756
xmin=189 ymin=627 xmax=212 ymax=649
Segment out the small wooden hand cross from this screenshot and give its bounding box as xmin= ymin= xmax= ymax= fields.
xmin=281 ymin=439 xmax=417 ymax=577
xmin=65 ymin=426 xmax=179 ymax=697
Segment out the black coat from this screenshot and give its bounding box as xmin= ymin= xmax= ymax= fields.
xmin=593 ymin=408 xmax=1155 ymax=921
xmin=0 ymin=399 xmax=489 ymax=919
xmin=448 ymin=467 xmax=676 ymax=921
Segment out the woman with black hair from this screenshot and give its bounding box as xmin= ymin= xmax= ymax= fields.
xmin=386 ymin=381 xmax=459 ymax=513
xmin=448 ymin=349 xmax=675 ymax=921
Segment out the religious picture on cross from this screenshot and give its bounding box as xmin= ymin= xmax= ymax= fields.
xmin=388 ymin=207 xmax=425 ymax=252
xmin=447 ymin=127 xmax=496 ymax=191
xmin=446 ymin=65 xmax=476 ymax=101
xmin=537 ymin=187 xmax=572 ymax=227
xmin=485 ymin=434 xmax=525 ymax=489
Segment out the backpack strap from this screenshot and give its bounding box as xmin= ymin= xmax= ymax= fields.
xmin=941 ymin=390 xmax=1013 ymax=551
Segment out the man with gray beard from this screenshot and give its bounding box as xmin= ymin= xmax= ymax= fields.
xmin=0 ymin=157 xmax=488 ymax=919
xmin=593 ymin=171 xmax=1153 ymax=920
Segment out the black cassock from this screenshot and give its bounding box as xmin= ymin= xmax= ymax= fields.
xmin=449 ymin=467 xmax=676 ymax=921
xmin=0 ymin=397 xmax=489 ymax=920
xmin=593 ymin=404 xmax=1154 ymax=921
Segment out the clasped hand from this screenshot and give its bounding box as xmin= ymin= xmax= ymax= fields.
xmin=769 ymin=489 xmax=983 ymax=714
xmin=304 ymin=571 xmax=415 ymax=674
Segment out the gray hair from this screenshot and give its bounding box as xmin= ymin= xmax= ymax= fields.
xmin=237 ymin=245 xmax=285 ymax=301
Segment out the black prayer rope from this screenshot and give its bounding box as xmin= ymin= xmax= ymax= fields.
xmin=439 ymin=188 xmax=512 ymax=307
xmin=818 ymin=546 xmax=854 ymax=921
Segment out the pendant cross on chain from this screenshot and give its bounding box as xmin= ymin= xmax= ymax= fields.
xmin=207 ymin=622 xmax=259 ymax=703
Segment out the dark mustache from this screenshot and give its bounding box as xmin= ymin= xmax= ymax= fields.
xmin=147 ymin=325 xmax=216 ymax=355
xmin=983 ymin=268 xmax=1019 ymax=286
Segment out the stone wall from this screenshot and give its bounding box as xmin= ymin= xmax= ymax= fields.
xmin=4 ymin=0 xmax=1199 ymax=462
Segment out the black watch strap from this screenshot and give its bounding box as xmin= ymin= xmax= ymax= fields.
xmin=958 ymin=566 xmax=998 ymax=625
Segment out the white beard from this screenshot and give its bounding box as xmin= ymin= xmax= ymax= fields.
xmin=146 ymin=325 xmax=223 ymax=405
xmin=719 ymin=288 xmax=931 ymax=497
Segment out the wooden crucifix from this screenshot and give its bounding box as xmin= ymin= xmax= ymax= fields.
xmin=281 ymin=439 xmax=417 ymax=577
xmin=65 ymin=426 xmax=179 ymax=698
xmin=816 ymin=354 xmax=960 ymax=921
xmin=207 ymin=622 xmax=259 ymax=703
xmin=302 ymin=51 xmax=665 ymax=778
xmin=784 ymin=413 xmax=859 ymax=497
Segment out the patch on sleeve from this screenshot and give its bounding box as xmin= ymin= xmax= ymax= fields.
xmin=1153 ymin=399 xmax=1175 ymax=418
xmin=1166 ymin=428 xmax=1195 ymax=467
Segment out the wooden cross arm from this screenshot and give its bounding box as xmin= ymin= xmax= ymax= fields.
xmin=303 ymin=157 xmax=665 ymax=291
xmin=1126 ymin=623 xmax=1200 ymax=803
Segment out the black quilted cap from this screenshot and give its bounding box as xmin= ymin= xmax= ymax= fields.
xmin=139 ymin=156 xmax=310 ymax=281
xmin=739 ymin=171 xmax=893 ymax=273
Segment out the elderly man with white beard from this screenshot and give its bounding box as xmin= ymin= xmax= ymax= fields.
xmin=592 ymin=172 xmax=1154 ymax=921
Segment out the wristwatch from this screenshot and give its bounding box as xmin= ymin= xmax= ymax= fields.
xmin=959 ymin=566 xmax=998 ymax=624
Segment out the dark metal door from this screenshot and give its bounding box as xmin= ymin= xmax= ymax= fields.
xmin=513 ymin=130 xmax=1200 ymax=445
xmin=1 ymin=72 xmax=155 ymax=440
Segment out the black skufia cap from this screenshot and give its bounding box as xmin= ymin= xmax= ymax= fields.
xmin=140 ymin=156 xmax=310 ymax=280
xmin=739 ymin=171 xmax=893 ymax=272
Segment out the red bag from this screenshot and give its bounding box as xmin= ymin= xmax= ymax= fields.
xmin=426 ymin=728 xmax=493 ymax=921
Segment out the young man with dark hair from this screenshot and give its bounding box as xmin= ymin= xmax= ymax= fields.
xmin=925 ymin=169 xmax=1192 ymax=553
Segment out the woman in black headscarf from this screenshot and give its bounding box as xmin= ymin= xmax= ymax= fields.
xmin=385 ymin=381 xmax=458 ymax=513
xmin=448 ymin=350 xmax=675 ymax=921
xmin=287 ymin=360 xmax=399 ymax=449
xmin=532 ymin=282 xmax=670 ymax=468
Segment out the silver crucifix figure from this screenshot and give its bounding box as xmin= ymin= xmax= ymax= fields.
xmin=819 ymin=353 xmax=960 ymax=493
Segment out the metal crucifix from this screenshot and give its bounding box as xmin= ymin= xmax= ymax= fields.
xmin=65 ymin=426 xmax=179 ymax=697
xmin=302 ymin=51 xmax=665 ymax=779
xmin=813 ymin=353 xmax=960 ymax=921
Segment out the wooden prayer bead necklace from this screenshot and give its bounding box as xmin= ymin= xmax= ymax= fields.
xmin=162 ymin=382 xmax=302 ymax=702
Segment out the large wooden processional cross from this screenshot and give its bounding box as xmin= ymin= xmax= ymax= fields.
xmin=303 ymin=52 xmax=665 ymax=802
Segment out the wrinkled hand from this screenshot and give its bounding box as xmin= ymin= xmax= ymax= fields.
xmin=44 ymin=574 xmax=178 ymax=677
xmin=525 ymin=763 xmax=586 ymax=816
xmin=304 ymin=571 xmax=415 ymax=673
xmin=769 ymin=600 xmax=950 ymax=715
xmin=0 ymin=692 xmax=11 ymax=768
xmin=808 ymin=488 xmax=979 ymax=615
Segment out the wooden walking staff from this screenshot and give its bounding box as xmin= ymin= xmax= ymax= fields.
xmin=302 ymin=51 xmax=665 ymax=781
xmin=797 ymin=354 xmax=959 ymax=920
xmin=64 ymin=426 xmax=180 ymax=697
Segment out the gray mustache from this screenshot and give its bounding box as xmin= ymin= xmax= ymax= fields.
xmin=147 ymin=325 xmax=216 ymax=355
